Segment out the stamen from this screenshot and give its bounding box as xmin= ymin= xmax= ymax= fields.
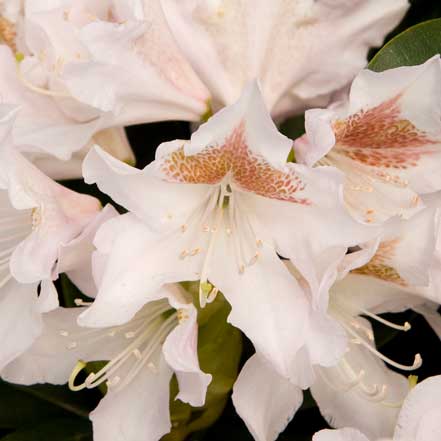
xmin=342 ymin=322 xmax=422 ymax=371
xmin=360 ymin=308 xmax=411 ymax=331
xmin=68 ymin=360 xmax=88 ymax=391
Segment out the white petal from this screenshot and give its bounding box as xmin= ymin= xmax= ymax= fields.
xmin=0 ymin=47 xmax=103 ymax=159
xmin=240 ymin=167 xmax=379 ymax=312
xmin=38 ymin=279 xmax=59 ymax=312
xmin=394 ymin=375 xmax=441 ymax=441
xmin=0 ymin=280 xmax=41 ymax=373
xmin=313 ymin=428 xmax=370 ymax=441
xmin=90 ymin=351 xmax=173 ymax=441
xmin=188 ymin=82 xmax=292 ymax=169
xmin=210 ymin=230 xmax=309 ymax=382
xmin=78 ymin=214 xmax=203 ymax=327
xmin=2 ymin=305 xmax=138 ymax=385
xmin=62 ymin=9 xmax=209 ymax=124
xmin=297 ymin=56 xmax=441 ymax=222
xmin=311 ymin=334 xmax=408 ymax=440
xmin=163 ymin=0 xmax=407 ymax=113
xmin=83 ymin=145 xmax=212 ymax=232
xmin=56 ymin=204 xmax=119 ymax=297
xmin=232 ymin=354 xmax=303 ymax=441
xmin=162 ymin=300 xmax=211 ymax=407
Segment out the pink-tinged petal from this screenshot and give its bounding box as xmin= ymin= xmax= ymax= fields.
xmin=232 ymin=354 xmax=303 ymax=441
xmin=351 ymin=204 xmax=440 ymax=289
xmin=209 ymin=231 xmax=309 ymax=382
xmin=163 ymin=0 xmax=407 ymax=113
xmin=295 ymin=108 xmax=337 ymax=167
xmin=163 ymin=299 xmax=211 ymax=407
xmin=90 ymin=352 xmax=173 ymax=441
xmin=296 ymin=57 xmax=441 ymax=223
xmin=0 ymin=46 xmax=104 ymax=159
xmin=83 ymin=145 xmax=212 ymax=232
xmin=311 ymin=330 xmax=408 ymax=440
xmin=239 ymin=167 xmax=379 ymax=312
xmin=0 ymin=280 xmax=41 ymax=373
xmin=4 ymin=152 xmax=101 ymax=283
xmin=187 ymin=82 xmax=292 ymax=169
xmin=313 ymin=428 xmax=370 ymax=441
xmin=62 ymin=2 xmax=210 ymax=124
xmin=331 ymin=273 xmax=424 ymax=318
xmin=1 ymin=305 xmax=133 ymax=385
xmin=38 ymin=279 xmax=59 ymax=312
xmin=56 ymin=204 xmax=119 ymax=297
xmin=394 ymin=375 xmax=441 ymax=441
xmin=77 ymin=214 xmax=203 ymax=327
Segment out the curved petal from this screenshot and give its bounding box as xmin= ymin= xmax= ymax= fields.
xmin=186 ymin=82 xmax=292 ymax=169
xmin=6 ymin=152 xmax=101 ymax=283
xmin=209 ymin=229 xmax=309 ymax=382
xmin=90 ymin=351 xmax=173 ymax=441
xmin=394 ymin=375 xmax=441 ymax=441
xmin=311 ymin=334 xmax=408 ymax=440
xmin=62 ymin=3 xmax=210 ymax=124
xmin=296 ymin=56 xmax=441 ymax=222
xmin=0 ymin=46 xmax=103 ymax=159
xmin=239 ymin=168 xmax=379 ymax=311
xmin=232 ymin=354 xmax=303 ymax=441
xmin=83 ymin=145 xmax=212 ymax=232
xmin=77 ymin=214 xmax=203 ymax=327
xmin=56 ymin=204 xmax=119 ymax=297
xmin=38 ymin=279 xmax=59 ymax=312
xmin=0 ymin=280 xmax=41 ymax=373
xmin=1 ymin=305 xmax=133 ymax=385
xmin=162 ymin=298 xmax=211 ymax=407
xmin=163 ymin=0 xmax=407 ymax=113
xmin=313 ymin=428 xmax=370 ymax=441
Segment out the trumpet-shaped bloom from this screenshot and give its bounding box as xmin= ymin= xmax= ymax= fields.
xmin=0 ymin=105 xmax=110 ymax=372
xmin=3 ymin=284 xmax=211 ymax=441
xmin=232 ymin=248 xmax=420 ymax=441
xmin=313 ymin=374 xmax=441 ymax=441
xmin=162 ymin=0 xmax=408 ymax=116
xmin=295 ymin=56 xmax=441 ymax=223
xmin=11 ymin=0 xmax=210 ymax=127
xmin=82 ymin=83 xmax=375 ymax=386
xmin=50 ymin=0 xmax=408 ymax=120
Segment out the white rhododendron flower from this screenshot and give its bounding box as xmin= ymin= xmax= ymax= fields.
xmin=0 ymin=105 xmax=114 ymax=372
xmin=162 ymin=0 xmax=408 ymax=116
xmin=33 ymin=0 xmax=408 ymax=120
xmin=232 ymin=199 xmax=441 ymax=441
xmin=295 ymin=56 xmax=441 ymax=223
xmin=313 ymin=374 xmax=441 ymax=441
xmin=2 ymin=284 xmax=211 ymax=441
xmin=81 ymin=83 xmax=376 ymax=388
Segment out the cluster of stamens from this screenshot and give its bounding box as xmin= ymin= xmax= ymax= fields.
xmin=66 ymin=302 xmax=179 ymax=392
xmin=325 ymin=299 xmax=422 ymax=406
xmin=176 ymin=183 xmax=263 ymax=307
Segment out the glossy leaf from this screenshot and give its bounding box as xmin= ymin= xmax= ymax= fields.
xmin=369 ymin=18 xmax=441 ymax=72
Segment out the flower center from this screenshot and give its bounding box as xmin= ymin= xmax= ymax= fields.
xmin=67 ymin=301 xmax=179 ymax=392
xmin=178 ymin=182 xmax=263 ymax=307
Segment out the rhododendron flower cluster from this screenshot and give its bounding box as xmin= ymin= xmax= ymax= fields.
xmin=1 ymin=1 xmax=441 ymax=441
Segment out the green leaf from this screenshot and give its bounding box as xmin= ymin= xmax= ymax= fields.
xmin=2 ymin=418 xmax=92 ymax=441
xmin=369 ymin=18 xmax=441 ymax=72
xmin=0 ymin=381 xmax=98 ymax=429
